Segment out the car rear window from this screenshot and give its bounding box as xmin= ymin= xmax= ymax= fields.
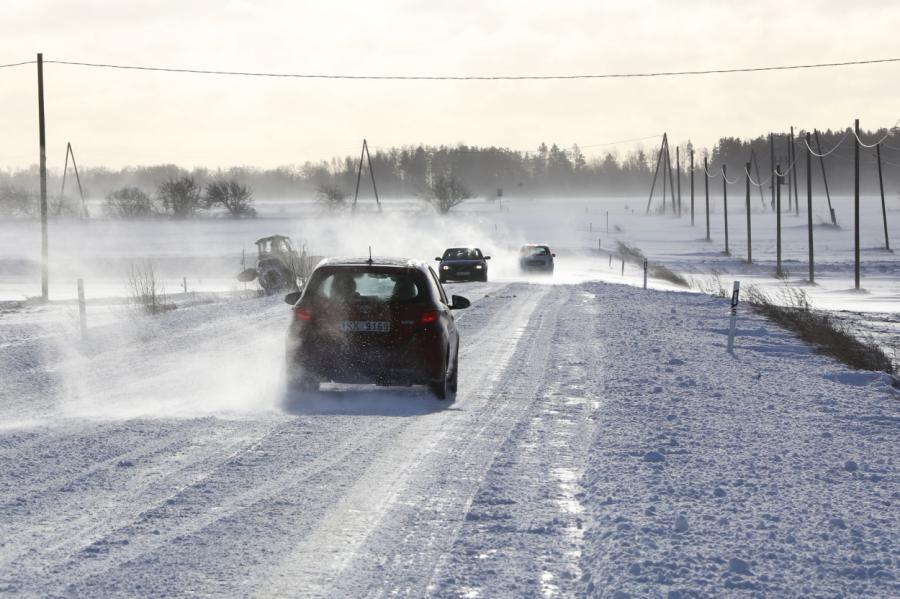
xmin=443 ymin=248 xmax=482 ymax=260
xmin=305 ymin=269 xmax=427 ymax=303
xmin=522 ymin=246 xmax=550 ymax=256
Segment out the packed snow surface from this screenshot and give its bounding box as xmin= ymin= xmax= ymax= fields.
xmin=1 ymin=275 xmax=897 ymax=597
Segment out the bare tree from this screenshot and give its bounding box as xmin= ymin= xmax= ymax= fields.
xmin=420 ymin=174 xmax=473 ymax=214
xmin=0 ymin=185 xmax=36 ymax=217
xmin=314 ymin=183 xmax=348 ymax=211
xmin=104 ymin=187 xmax=154 ymax=218
xmin=204 ymin=179 xmax=256 ymax=218
xmin=157 ymin=176 xmax=202 ymax=219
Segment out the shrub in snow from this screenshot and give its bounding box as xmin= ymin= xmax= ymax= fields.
xmin=104 ymin=187 xmax=154 ymax=218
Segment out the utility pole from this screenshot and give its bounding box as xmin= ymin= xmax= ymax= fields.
xmin=704 ymin=156 xmax=710 ymax=241
xmin=745 ymin=161 xmax=752 ymax=263
xmin=38 ymin=53 xmax=48 ymax=302
xmin=661 ymin=137 xmax=668 ymax=213
xmin=676 ymin=146 xmax=682 ymax=217
xmin=776 ymin=164 xmax=782 ymax=277
xmin=690 ymin=148 xmax=695 ymax=226
xmin=723 ymin=164 xmax=729 ymax=255
xmin=854 ymin=119 xmax=860 ymax=290
xmin=791 ymin=127 xmax=799 ymax=216
xmin=769 ymin=133 xmax=776 ymax=211
xmin=665 ymin=139 xmax=676 ymax=216
xmin=806 ymin=132 xmax=814 ymax=283
xmin=876 ymin=143 xmax=891 ymax=251
xmin=814 ymin=130 xmax=836 ymax=225
xmin=786 ymin=134 xmax=793 ymax=214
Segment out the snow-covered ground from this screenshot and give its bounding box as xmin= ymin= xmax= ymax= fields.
xmin=0 ymin=196 xmax=897 ymax=596
xmin=0 ymin=275 xmax=897 ymax=597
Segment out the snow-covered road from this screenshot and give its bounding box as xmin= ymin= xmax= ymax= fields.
xmin=1 ymin=280 xmax=897 ymax=597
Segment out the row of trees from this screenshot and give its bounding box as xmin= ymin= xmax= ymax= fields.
xmin=2 ymin=126 xmax=898 ymax=218
xmin=0 ymin=177 xmax=255 ymax=219
xmin=105 ymin=178 xmax=256 ymax=219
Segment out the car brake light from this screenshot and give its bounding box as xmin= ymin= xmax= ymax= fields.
xmin=294 ymin=307 xmax=312 ymax=321
xmin=420 ymin=310 xmax=439 ymax=325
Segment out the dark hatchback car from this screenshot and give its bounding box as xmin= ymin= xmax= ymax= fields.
xmin=284 ymin=257 xmax=470 ymax=399
xmin=519 ymin=244 xmax=555 ymax=273
xmin=435 ymin=247 xmax=491 ymax=283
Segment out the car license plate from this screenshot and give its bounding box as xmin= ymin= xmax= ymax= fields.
xmin=340 ymin=320 xmax=391 ymax=333
xmin=457 ymin=271 xmax=470 ymax=276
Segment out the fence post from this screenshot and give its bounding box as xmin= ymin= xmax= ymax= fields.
xmin=704 ymin=156 xmax=710 ymax=240
xmin=183 ymin=277 xmax=188 ymax=294
xmin=727 ymin=280 xmax=741 ymax=353
xmin=854 ymin=119 xmax=860 ymax=290
xmin=745 ymin=161 xmax=752 ymax=264
xmin=876 ymin=143 xmax=891 ymax=252
xmin=606 ymin=211 xmax=609 ymax=233
xmin=643 ymin=258 xmax=648 ymax=289
xmin=621 ymin=258 xmax=625 ymax=276
xmin=807 ymin=132 xmax=815 ymax=283
xmin=77 ymin=278 xmax=87 ymax=340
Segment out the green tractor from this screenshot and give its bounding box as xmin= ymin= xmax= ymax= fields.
xmin=237 ymin=235 xmax=305 ymax=294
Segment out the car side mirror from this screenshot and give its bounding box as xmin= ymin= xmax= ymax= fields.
xmin=434 ymin=257 xmax=442 ymax=261
xmin=284 ymin=291 xmax=301 ymax=305
xmin=551 ymin=253 xmax=557 ymax=258
xmin=450 ymin=295 xmax=471 ymax=310
xmin=484 ymin=256 xmax=491 ymax=260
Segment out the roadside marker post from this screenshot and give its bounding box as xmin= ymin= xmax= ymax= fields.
xmin=643 ymin=258 xmax=648 ymax=289
xmin=77 ymin=278 xmax=87 ymax=340
xmin=621 ymin=259 xmax=625 ymax=276
xmin=727 ymin=280 xmax=740 ymax=353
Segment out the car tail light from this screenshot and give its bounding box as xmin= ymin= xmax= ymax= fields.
xmin=420 ymin=310 xmax=439 ymax=325
xmin=294 ymin=307 xmax=312 ymax=321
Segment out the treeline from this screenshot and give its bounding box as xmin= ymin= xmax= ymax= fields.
xmin=2 ymin=126 xmax=899 ymax=218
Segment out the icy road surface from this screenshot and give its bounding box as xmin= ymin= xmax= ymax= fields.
xmin=1 ymin=281 xmax=898 ymax=597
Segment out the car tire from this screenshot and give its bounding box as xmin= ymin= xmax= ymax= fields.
xmin=430 ymin=355 xmax=451 ymax=400
xmin=439 ymin=274 xmax=448 ymax=284
xmin=287 ymin=366 xmax=319 ymax=394
xmin=448 ymin=347 xmax=459 ymax=394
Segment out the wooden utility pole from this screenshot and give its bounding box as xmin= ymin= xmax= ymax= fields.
xmin=646 ymin=135 xmax=666 ymax=214
xmin=745 ymin=161 xmax=752 ymax=263
xmin=38 ymin=53 xmax=48 ymax=301
xmin=690 ymin=148 xmax=695 ymax=225
xmin=723 ymin=164 xmax=729 ymax=255
xmin=676 ymin=146 xmax=682 ymax=217
xmin=769 ymin=133 xmax=776 ymax=210
xmin=854 ymin=119 xmax=860 ymax=289
xmin=750 ymin=149 xmax=765 ymax=208
xmin=806 ymin=132 xmax=814 ymax=283
xmin=661 ymin=137 xmax=668 ymax=212
xmin=352 ymin=138 xmax=381 ymax=212
xmin=814 ymin=130 xmax=836 ymax=225
xmin=876 ymin=143 xmax=891 ymax=251
xmin=665 ymin=140 xmax=676 ymax=216
xmin=791 ymin=127 xmax=799 ymax=216
xmin=704 ymin=156 xmax=710 ymax=241
xmin=786 ymin=134 xmax=793 ymax=213
xmin=776 ymin=164 xmax=783 ymax=277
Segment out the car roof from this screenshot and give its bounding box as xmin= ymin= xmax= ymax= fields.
xmin=315 ymin=256 xmax=430 ymax=270
xmin=521 ymin=244 xmax=550 ymax=248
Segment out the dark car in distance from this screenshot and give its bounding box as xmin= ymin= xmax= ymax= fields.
xmin=519 ymin=244 xmax=555 ymax=273
xmin=284 ymin=257 xmax=470 ymax=399
xmin=435 ymin=247 xmax=491 ymax=283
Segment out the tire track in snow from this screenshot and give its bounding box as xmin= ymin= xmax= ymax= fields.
xmin=256 ymin=284 xmax=564 ymax=597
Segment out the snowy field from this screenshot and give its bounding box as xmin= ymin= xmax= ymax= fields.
xmin=0 ymin=196 xmax=898 ymax=596
xmin=1 ymin=278 xmax=898 ymax=596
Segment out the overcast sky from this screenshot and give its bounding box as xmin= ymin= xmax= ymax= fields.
xmin=2 ymin=0 xmax=899 ymax=169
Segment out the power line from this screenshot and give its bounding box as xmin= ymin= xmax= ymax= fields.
xmin=0 ymin=55 xmax=890 ymax=80
xmin=0 ymin=61 xmax=36 ymax=69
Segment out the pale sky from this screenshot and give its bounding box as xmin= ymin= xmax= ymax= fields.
xmin=2 ymin=0 xmax=899 ymax=169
